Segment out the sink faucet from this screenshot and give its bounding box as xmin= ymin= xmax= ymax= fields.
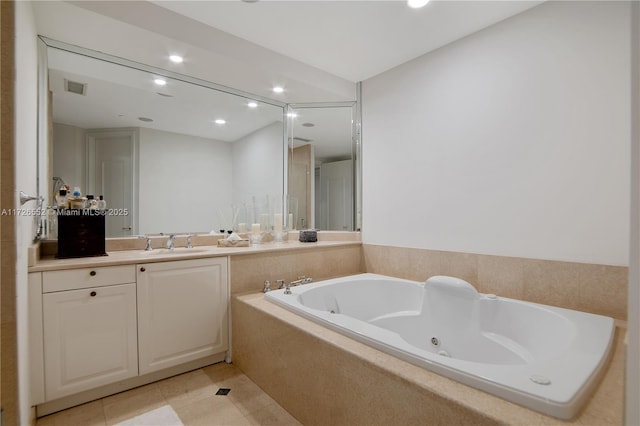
xmin=138 ymin=235 xmax=153 ymax=251
xmin=166 ymin=234 xmax=176 ymax=250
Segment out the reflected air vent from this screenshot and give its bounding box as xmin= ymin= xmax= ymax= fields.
xmin=64 ymin=79 xmax=87 ymax=96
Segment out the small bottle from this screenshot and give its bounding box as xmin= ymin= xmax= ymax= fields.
xmin=56 ymin=189 xmax=67 ymax=209
xmin=97 ymin=195 xmax=106 ymax=210
xmin=86 ymin=195 xmax=97 ymax=209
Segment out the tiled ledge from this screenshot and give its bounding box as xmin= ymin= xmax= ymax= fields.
xmin=29 ymin=234 xmax=361 ymax=273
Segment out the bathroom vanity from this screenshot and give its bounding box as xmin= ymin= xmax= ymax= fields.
xmin=28 ymin=254 xmax=230 ymax=416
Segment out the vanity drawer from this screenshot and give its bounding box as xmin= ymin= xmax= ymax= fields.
xmin=43 ymin=265 xmax=136 ymax=293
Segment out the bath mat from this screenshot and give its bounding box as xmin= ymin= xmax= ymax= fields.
xmin=114 ymin=404 xmax=183 ymax=426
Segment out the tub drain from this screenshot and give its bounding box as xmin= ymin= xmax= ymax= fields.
xmin=430 ymin=337 xmax=440 ymax=347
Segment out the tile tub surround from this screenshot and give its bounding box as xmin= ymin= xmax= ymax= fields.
xmin=232 ymin=293 xmax=625 ymax=426
xmin=363 ymin=244 xmax=628 ymax=320
xmin=230 ymin=244 xmax=363 ymax=294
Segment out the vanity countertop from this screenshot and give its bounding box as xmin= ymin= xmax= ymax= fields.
xmin=29 ymin=240 xmax=362 ymax=272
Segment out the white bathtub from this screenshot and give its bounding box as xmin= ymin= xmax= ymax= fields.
xmin=265 ymin=273 xmax=614 ymax=419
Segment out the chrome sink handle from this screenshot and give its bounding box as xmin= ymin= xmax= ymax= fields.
xmin=138 ymin=235 xmax=152 ymax=251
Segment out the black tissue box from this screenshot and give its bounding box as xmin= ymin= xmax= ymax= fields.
xmin=299 ymin=229 xmax=318 ymax=243
xmin=57 ymin=209 xmax=107 ymax=258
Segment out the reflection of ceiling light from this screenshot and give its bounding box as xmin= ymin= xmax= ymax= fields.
xmin=302 ymin=122 xmax=315 ymax=127
xmin=247 ymin=102 xmax=258 ymax=108
xmin=169 ymin=55 xmax=183 ymax=63
xmin=138 ymin=117 xmax=154 ymax=122
xmin=214 ymin=119 xmax=226 ymax=125
xmin=287 ymin=112 xmax=297 ymax=118
xmin=154 ymin=78 xmax=167 ymax=86
xmin=272 ymin=86 xmax=284 ymax=93
xmin=407 ymin=0 xmax=430 ymax=8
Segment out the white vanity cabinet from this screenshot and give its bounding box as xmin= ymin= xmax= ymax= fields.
xmin=136 ymin=257 xmax=229 ymax=375
xmin=40 ymin=266 xmax=138 ymax=401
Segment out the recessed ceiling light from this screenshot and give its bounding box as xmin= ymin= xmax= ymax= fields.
xmin=138 ymin=117 xmax=154 ymax=122
xmin=247 ymin=102 xmax=258 ymax=108
xmin=154 ymin=78 xmax=167 ymax=86
xmin=169 ymin=55 xmax=183 ymax=63
xmin=214 ymin=119 xmax=226 ymax=125
xmin=272 ymin=86 xmax=284 ymax=93
xmin=407 ymin=0 xmax=430 ymax=8
xmin=302 ymin=122 xmax=315 ymax=127
xmin=157 ymin=92 xmax=173 ymax=98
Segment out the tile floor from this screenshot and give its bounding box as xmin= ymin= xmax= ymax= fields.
xmin=36 ymin=363 xmax=302 ymax=426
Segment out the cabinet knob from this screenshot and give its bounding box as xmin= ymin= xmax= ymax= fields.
xmin=89 ymin=270 xmax=97 ymax=276
xmin=90 ymin=291 xmax=97 ymax=297
xmin=140 ymin=267 xmax=146 ymax=272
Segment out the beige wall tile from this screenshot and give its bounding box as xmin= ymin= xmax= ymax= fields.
xmin=363 ymin=244 xmax=627 ymax=320
xmin=477 ymin=254 xmax=525 ymax=299
xmin=230 ymin=245 xmax=362 ymax=294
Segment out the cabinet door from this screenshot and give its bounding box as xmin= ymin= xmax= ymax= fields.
xmin=43 ymin=283 xmax=138 ymax=400
xmin=137 ymin=257 xmax=229 ymax=375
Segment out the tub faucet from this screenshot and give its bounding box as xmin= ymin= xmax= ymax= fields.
xmin=276 ymin=279 xmax=286 ymax=289
xmin=166 ymin=234 xmax=176 ymax=250
xmin=186 ymin=234 xmax=193 ymax=249
xmin=263 ymin=280 xmax=271 ymax=293
xmin=290 ymin=276 xmax=313 ymax=286
xmin=284 ymin=284 xmax=292 ymax=295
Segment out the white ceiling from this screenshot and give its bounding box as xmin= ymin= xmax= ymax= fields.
xmin=48 ymin=48 xmax=283 ymax=142
xmin=151 ymin=0 xmax=543 ymax=82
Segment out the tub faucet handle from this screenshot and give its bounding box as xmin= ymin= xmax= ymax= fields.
xmin=186 ymin=233 xmax=193 ymax=249
xmin=263 ymin=280 xmax=271 ymax=293
xmin=276 ymin=279 xmax=286 ymax=289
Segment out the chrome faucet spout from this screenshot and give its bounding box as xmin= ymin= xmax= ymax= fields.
xmin=166 ymin=234 xmax=177 ymax=250
xmin=138 ymin=235 xmax=152 ymax=251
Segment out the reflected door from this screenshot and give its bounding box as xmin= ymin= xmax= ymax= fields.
xmin=87 ymin=130 xmax=135 ymax=237
xmin=320 ymin=159 xmax=353 ymax=231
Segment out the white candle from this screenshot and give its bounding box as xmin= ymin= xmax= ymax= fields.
xmin=238 ymin=223 xmax=247 ymax=233
xmin=251 ymin=223 xmax=260 ymax=236
xmin=274 ymin=213 xmax=283 ymax=232
xmin=288 ymin=213 xmax=294 ymax=230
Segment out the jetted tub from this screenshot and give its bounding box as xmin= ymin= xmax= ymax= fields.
xmin=265 ymin=273 xmax=615 ymax=419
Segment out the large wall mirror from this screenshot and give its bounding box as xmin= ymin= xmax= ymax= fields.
xmin=39 ymin=38 xmax=286 ymax=238
xmin=37 ymin=37 xmax=361 ymax=239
